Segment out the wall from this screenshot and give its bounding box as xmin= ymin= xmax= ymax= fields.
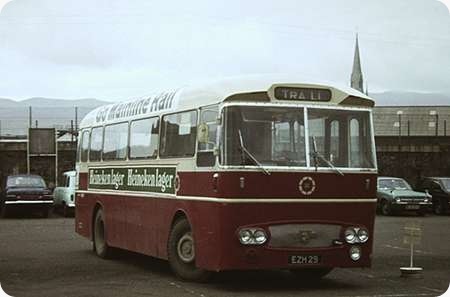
xmin=376 ymin=136 xmax=450 ymax=187
xmin=0 ymin=140 xmax=76 ymax=189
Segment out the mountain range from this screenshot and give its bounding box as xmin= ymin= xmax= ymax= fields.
xmin=0 ymin=92 xmax=448 ymax=136
xmin=0 ymin=97 xmax=109 ymax=108
xmin=1 ymin=92 xmax=449 ymax=108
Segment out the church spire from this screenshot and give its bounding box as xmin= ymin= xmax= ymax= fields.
xmin=350 ymin=34 xmax=364 ymax=93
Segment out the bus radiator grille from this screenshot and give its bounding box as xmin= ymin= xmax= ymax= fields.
xmin=268 ymin=224 xmax=341 ymax=248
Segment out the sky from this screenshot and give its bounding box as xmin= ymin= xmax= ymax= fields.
xmin=0 ymin=0 xmax=449 ymax=101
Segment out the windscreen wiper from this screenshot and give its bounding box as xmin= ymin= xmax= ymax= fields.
xmin=238 ymin=129 xmax=270 ymax=175
xmin=311 ymin=136 xmax=344 ymax=176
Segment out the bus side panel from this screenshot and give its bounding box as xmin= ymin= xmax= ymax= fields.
xmin=76 ymin=190 xmax=224 ymax=267
xmin=149 ymin=199 xmax=223 ymax=267
xmin=75 ymin=192 xmax=91 ymax=239
xmin=125 ymin=196 xmax=155 ymax=253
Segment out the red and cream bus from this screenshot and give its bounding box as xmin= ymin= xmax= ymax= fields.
xmin=75 ymin=77 xmax=377 ymax=281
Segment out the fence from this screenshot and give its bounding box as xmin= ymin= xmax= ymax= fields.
xmin=1 ymin=105 xmax=449 ymax=137
xmin=0 ymin=106 xmax=93 ymax=137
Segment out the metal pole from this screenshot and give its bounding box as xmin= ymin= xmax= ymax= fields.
xmin=29 ymin=106 xmax=32 ymax=128
xmin=398 ymin=114 xmax=402 ymax=151
xmin=410 ymin=242 xmax=414 ymax=268
xmin=55 ymin=129 xmax=58 ymax=187
xmin=27 ymin=128 xmax=30 ymax=174
xmin=445 ymin=120 xmax=447 ymax=136
xmin=435 ymin=114 xmax=439 ymax=136
xmin=75 ymin=106 xmax=78 ymax=132
xmin=71 ymin=120 xmax=74 ymax=143
xmin=407 ymin=120 xmax=410 ymax=136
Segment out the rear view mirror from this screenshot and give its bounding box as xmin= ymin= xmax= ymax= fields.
xmin=197 ymin=123 xmax=209 ymax=143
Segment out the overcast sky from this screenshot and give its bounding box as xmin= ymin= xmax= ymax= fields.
xmin=0 ymin=0 xmax=449 ymax=101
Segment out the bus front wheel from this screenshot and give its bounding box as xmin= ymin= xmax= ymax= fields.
xmin=93 ymin=209 xmax=113 ymax=259
xmin=167 ymin=218 xmax=211 ymax=282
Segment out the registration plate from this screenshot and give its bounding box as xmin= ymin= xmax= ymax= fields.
xmin=289 ymin=255 xmax=321 ymax=265
xmin=406 ymin=205 xmax=420 ymax=210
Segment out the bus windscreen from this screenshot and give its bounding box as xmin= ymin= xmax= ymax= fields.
xmin=223 ymin=105 xmax=375 ymax=169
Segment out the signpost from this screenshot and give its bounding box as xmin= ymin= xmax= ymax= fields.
xmin=400 ymin=221 xmax=423 ymax=278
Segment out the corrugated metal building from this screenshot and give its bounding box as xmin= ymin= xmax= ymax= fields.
xmin=373 ymin=106 xmax=450 ymax=136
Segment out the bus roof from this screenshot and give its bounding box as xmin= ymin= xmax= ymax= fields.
xmin=79 ymin=76 xmax=374 ymax=129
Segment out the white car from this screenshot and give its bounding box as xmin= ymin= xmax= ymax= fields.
xmin=53 ymin=171 xmax=76 ymax=217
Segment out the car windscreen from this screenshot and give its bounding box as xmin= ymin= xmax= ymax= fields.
xmin=378 ymin=178 xmax=411 ymax=190
xmin=7 ymin=176 xmax=46 ymax=188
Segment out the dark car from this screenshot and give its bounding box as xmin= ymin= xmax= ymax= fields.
xmin=416 ymin=177 xmax=450 ymax=215
xmin=0 ymin=174 xmax=53 ymax=218
xmin=377 ymin=177 xmax=432 ymax=216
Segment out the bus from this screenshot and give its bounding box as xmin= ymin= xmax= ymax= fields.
xmin=75 ymin=77 xmax=377 ymax=281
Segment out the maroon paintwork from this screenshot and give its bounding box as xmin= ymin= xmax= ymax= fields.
xmin=76 ymin=170 xmax=377 ymax=271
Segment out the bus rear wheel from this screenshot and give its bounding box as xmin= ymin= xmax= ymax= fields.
xmin=93 ymin=208 xmax=113 ymax=259
xmin=290 ymin=267 xmax=333 ymax=280
xmin=167 ymin=218 xmax=211 ymax=282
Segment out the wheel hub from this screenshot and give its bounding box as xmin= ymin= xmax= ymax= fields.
xmin=177 ymin=233 xmax=195 ymax=263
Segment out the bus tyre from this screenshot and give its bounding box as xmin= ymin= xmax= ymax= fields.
xmin=290 ymin=267 xmax=333 ymax=280
xmin=93 ymin=209 xmax=113 ymax=259
xmin=167 ymin=218 xmax=211 ymax=282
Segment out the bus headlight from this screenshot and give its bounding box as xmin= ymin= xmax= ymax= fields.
xmin=345 ymin=228 xmax=357 ymax=244
xmin=345 ymin=227 xmax=369 ymax=244
xmin=357 ymin=228 xmax=369 ymax=243
xmin=253 ymin=230 xmax=267 ymax=244
xmin=238 ymin=228 xmax=267 ymax=245
xmin=350 ymin=246 xmax=362 ymax=261
xmin=239 ymin=230 xmax=253 ymax=244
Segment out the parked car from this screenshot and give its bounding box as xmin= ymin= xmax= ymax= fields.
xmin=53 ymin=171 xmax=76 ymax=217
xmin=416 ymin=177 xmax=450 ymax=215
xmin=0 ymin=174 xmax=53 ymax=218
xmin=376 ymin=177 xmax=432 ymax=216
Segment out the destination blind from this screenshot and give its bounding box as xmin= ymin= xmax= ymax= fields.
xmin=274 ymin=87 xmax=332 ymax=102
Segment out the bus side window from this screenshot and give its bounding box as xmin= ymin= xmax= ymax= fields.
xmin=89 ymin=127 xmax=103 ymax=162
xmin=349 ymin=118 xmax=361 ymax=167
xmin=129 ymin=117 xmax=159 ymax=159
xmin=103 ymin=122 xmax=129 ymax=160
xmin=197 ymin=107 xmax=219 ymax=167
xmin=80 ymin=130 xmax=90 ymax=163
xmin=160 ymin=110 xmax=197 ymax=158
